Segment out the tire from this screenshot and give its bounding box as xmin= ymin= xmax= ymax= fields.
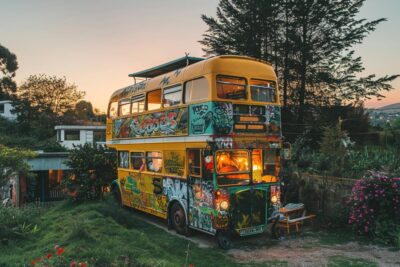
xmin=216 ymin=231 xmax=232 ymax=250
xmin=170 ymin=202 xmax=187 ymax=235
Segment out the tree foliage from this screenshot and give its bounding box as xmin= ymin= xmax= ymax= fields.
xmin=63 ymin=144 xmax=117 ymax=202
xmin=201 ymin=0 xmax=399 ymax=122
xmin=0 ymin=44 xmax=18 ymax=100
xmin=0 ymin=144 xmax=36 ymax=185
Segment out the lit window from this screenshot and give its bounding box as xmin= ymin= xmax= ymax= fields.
xmin=184 ymin=77 xmax=209 ymax=103
xmin=130 ymin=152 xmax=145 ymax=171
xmin=250 ymin=79 xmax=276 ymax=103
xmin=64 ymin=130 xmax=80 ymax=141
xmin=147 ymin=89 xmax=161 ymax=111
xmin=109 ymin=102 xmax=118 ymax=118
xmin=146 ymin=151 xmax=162 ymax=173
xmin=119 ymin=99 xmax=131 ymax=116
xmin=118 ymin=151 xmax=129 ymax=168
xmin=131 ymin=95 xmax=145 ymax=114
xmin=217 ymin=76 xmax=247 ymax=100
xmin=163 ymin=85 xmax=182 ymax=107
xmin=216 ymin=150 xmax=249 ymax=173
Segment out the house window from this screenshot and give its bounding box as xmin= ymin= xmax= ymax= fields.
xmin=64 ymin=130 xmax=80 ymax=141
xmin=163 ymin=85 xmax=182 ymax=107
xmin=146 ymin=151 xmax=162 ymax=173
xmin=147 ymin=89 xmax=162 ymax=111
xmin=0 ymin=104 xmax=4 ymax=114
xmin=131 ymin=95 xmax=145 ymax=114
xmin=93 ymin=130 xmax=105 ymax=142
xmin=217 ymin=75 xmax=247 ymax=100
xmin=184 ymin=77 xmax=209 ymax=103
xmin=118 ymin=151 xmax=129 ymax=169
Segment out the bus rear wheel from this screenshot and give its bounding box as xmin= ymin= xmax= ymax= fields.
xmin=171 ymin=202 xmax=187 ymax=235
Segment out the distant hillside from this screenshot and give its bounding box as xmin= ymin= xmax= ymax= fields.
xmin=377 ymin=103 xmax=400 ymax=113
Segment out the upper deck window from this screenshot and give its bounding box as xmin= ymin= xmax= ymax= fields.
xmin=250 ymin=79 xmax=276 ymax=103
xmin=119 ymin=99 xmax=131 ymax=116
xmin=163 ymin=85 xmax=182 ymax=107
xmin=184 ymin=77 xmax=209 ymax=103
xmin=131 ymin=95 xmax=145 ymax=114
xmin=147 ymin=89 xmax=162 ymax=111
xmin=109 ymin=101 xmax=118 ymax=118
xmin=217 ymin=75 xmax=247 ymax=100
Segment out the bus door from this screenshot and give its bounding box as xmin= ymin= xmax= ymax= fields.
xmin=187 ymin=149 xmax=216 ymax=233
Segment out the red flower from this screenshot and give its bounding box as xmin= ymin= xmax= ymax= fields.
xmin=70 ymin=261 xmax=78 ymax=267
xmin=79 ymin=263 xmax=87 ymax=267
xmin=31 ymin=260 xmax=36 ymax=266
xmin=56 ymin=247 xmax=65 ymax=255
xmin=188 ymin=264 xmax=194 ymax=267
xmin=37 ymin=257 xmax=43 ymax=262
xmin=46 ymin=253 xmax=52 ymax=259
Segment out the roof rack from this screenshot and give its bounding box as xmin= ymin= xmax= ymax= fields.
xmin=128 ymin=56 xmax=204 ymax=79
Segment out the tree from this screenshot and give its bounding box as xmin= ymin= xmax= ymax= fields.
xmin=62 ymin=144 xmax=117 ymax=202
xmin=201 ymin=0 xmax=399 ymax=123
xmin=0 ymin=144 xmax=36 ymax=186
xmin=0 ymin=44 xmax=18 ymax=100
xmin=13 ymin=74 xmax=84 ymax=136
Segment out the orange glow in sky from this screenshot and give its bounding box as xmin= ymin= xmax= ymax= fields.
xmin=1 ymin=0 xmax=399 ymax=111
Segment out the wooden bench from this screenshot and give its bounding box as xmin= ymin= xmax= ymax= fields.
xmin=277 ymin=206 xmax=316 ymax=234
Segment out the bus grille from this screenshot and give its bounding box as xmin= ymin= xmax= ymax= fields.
xmin=230 ymin=188 xmax=267 ymax=230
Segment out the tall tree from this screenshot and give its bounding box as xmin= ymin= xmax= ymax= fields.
xmin=0 ymin=44 xmax=18 ymax=100
xmin=201 ymin=0 xmax=399 ymax=123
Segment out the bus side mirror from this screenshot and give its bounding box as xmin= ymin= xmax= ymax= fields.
xmin=282 ymin=142 xmax=291 ymax=160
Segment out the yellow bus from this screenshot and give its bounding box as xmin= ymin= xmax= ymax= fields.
xmin=107 ymin=55 xmax=282 ymax=248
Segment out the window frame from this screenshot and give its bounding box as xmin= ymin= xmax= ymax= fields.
xmin=216 ymin=75 xmax=248 ymax=100
xmin=146 ymin=89 xmax=162 ymax=111
xmin=250 ymin=79 xmax=277 ymax=103
xmin=184 ymin=77 xmax=209 ymax=104
xmin=64 ymin=130 xmax=80 ymax=141
xmin=130 ymin=152 xmax=145 ymax=171
xmin=145 ymin=151 xmax=163 ymax=173
xmin=118 ymin=151 xmax=130 ymax=169
xmin=118 ymin=98 xmax=131 ymax=116
xmin=131 ymin=94 xmax=145 ymax=114
xmin=187 ymin=149 xmax=202 ymax=177
xmin=162 ymin=84 xmax=182 ymax=107
xmin=108 ymin=101 xmax=118 ymax=118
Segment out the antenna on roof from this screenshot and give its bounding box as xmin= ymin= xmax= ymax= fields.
xmin=185 ymin=52 xmax=190 ymax=66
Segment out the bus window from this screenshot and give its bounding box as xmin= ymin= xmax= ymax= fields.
xmin=263 ymin=149 xmax=278 ymax=176
xmin=131 ymin=95 xmax=145 ymax=114
xmin=147 ymin=89 xmax=162 ymax=111
xmin=188 ymin=149 xmax=201 ymax=176
xmin=146 ymin=151 xmax=162 ymax=173
xmin=184 ymin=77 xmax=209 ymax=103
xmin=164 ymin=150 xmax=184 ymax=176
xmin=217 ymin=75 xmax=247 ymax=100
xmin=109 ymin=101 xmax=118 ymax=118
xmin=119 ymin=99 xmax=131 ymax=116
xmin=163 ymin=85 xmax=182 ymax=107
xmin=250 ymin=79 xmax=276 ymax=103
xmin=118 ymin=151 xmax=129 ymax=169
xmin=216 ymin=150 xmax=250 ymax=185
xmin=130 ymin=152 xmax=145 ymax=171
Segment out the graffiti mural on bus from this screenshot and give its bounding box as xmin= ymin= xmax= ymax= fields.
xmin=188 ymin=179 xmax=217 ymax=233
xmin=163 ymin=178 xmax=188 ymax=208
xmin=265 ymin=105 xmax=281 ymax=135
xmin=112 ymin=108 xmax=188 ymax=138
xmin=189 ymin=102 xmax=233 ymax=135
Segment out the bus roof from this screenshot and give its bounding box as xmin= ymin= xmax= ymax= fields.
xmin=128 ymin=56 xmax=204 ymax=78
xmin=110 ymin=55 xmax=275 ymax=102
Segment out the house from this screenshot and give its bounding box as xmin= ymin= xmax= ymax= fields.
xmin=55 ymin=124 xmax=106 ymax=149
xmin=0 ymin=100 xmax=17 ymax=121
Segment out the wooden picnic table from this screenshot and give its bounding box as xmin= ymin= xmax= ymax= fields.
xmin=277 ymin=204 xmax=316 ymax=234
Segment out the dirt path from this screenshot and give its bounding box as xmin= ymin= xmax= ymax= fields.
xmin=230 ymin=237 xmax=400 ymax=267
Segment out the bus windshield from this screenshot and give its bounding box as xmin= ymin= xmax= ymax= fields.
xmin=216 ymin=150 xmax=250 ymax=186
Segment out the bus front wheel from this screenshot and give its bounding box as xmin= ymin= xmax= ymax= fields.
xmin=170 ymin=202 xmax=187 ymax=235
xmin=216 ymin=231 xmax=232 ymax=250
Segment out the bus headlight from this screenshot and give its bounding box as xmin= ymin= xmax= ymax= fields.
xmin=270 ymin=185 xmax=280 ymax=204
xmin=219 ymin=200 xmax=229 ymax=210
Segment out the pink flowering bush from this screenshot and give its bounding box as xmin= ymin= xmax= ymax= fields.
xmin=348 ymin=173 xmax=400 ymax=246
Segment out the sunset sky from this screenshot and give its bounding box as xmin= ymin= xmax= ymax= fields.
xmin=1 ymin=0 xmax=399 ymax=112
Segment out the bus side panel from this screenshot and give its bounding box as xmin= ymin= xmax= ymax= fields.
xmin=163 ymin=177 xmax=188 ymax=215
xmin=118 ymin=169 xmax=168 ymax=218
xmin=188 ymin=177 xmax=217 ymax=234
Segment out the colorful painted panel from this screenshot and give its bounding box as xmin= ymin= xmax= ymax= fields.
xmin=113 ymin=108 xmax=188 ymax=138
xmin=189 ymin=102 xmax=233 ymax=135
xmin=265 ymin=105 xmax=281 ymax=135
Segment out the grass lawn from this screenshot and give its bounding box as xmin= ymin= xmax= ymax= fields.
xmin=0 ymin=198 xmax=281 ymax=267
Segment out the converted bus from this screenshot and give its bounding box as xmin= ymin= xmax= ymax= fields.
xmin=107 ymin=55 xmax=283 ymax=248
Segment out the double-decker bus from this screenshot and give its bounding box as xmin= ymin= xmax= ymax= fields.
xmin=107 ymin=55 xmax=283 ymax=248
